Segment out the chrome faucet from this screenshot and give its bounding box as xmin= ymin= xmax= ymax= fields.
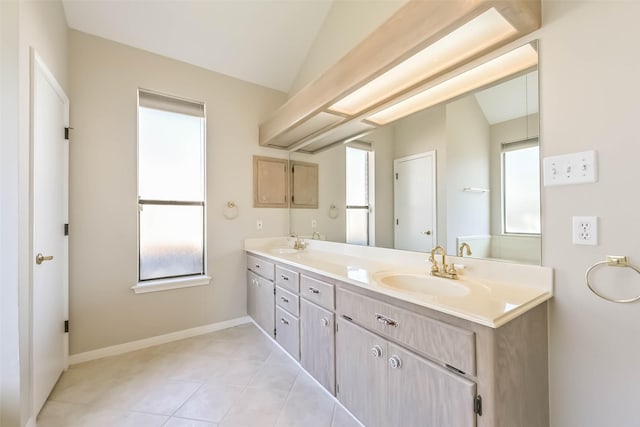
xmin=429 ymin=245 xmax=458 ymax=279
xmin=290 ymin=233 xmax=307 ymax=250
xmin=458 ymin=242 xmax=472 ymax=257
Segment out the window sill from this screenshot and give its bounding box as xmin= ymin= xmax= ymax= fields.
xmin=131 ymin=275 xmax=211 ymax=294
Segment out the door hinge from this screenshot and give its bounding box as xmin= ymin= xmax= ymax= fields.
xmin=336 ymin=383 xmax=340 ymax=394
xmin=273 ymin=287 xmax=276 ymax=295
xmin=474 ymin=395 xmax=482 ymax=416
xmin=64 ymin=223 xmax=69 ymax=236
xmin=396 ymin=218 xmax=399 ymax=225
xmin=273 ymin=328 xmax=277 ymax=337
xmin=292 ymin=195 xmax=295 ymax=203
xmin=395 ymin=172 xmax=398 ymax=180
xmin=64 ymin=320 xmax=69 ymax=333
xmin=64 ymin=127 xmax=72 ymax=140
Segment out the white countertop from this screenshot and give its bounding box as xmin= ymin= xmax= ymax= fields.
xmin=245 ymin=237 xmax=553 ymax=328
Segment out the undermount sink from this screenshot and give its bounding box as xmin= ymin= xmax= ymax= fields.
xmin=270 ymin=247 xmax=298 ymax=255
xmin=373 ymin=271 xmax=470 ymax=298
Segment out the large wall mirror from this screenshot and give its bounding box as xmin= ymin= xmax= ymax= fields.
xmin=289 ymin=41 xmax=541 ymax=265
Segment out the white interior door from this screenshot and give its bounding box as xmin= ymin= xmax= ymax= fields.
xmin=394 ymin=152 xmax=436 ymax=252
xmin=31 ymin=51 xmax=69 ymax=415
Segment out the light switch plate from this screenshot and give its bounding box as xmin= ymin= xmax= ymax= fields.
xmin=543 ymin=150 xmax=597 ymax=186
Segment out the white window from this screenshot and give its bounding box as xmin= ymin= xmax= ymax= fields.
xmin=137 ymin=90 xmax=206 ymax=283
xmin=346 ymin=146 xmax=374 ymax=245
xmin=502 ymin=139 xmax=540 ymax=234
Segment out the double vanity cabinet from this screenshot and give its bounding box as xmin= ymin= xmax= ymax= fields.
xmin=246 ymin=248 xmax=550 ymax=427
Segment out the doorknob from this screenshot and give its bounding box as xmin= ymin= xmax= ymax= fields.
xmin=35 ymin=253 xmax=54 ymax=265
xmin=422 ymin=230 xmax=432 ymax=235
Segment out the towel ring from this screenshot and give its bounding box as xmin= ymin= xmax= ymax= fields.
xmin=585 ymin=255 xmax=640 ymax=303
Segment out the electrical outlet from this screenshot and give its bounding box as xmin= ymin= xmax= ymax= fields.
xmin=572 ymin=216 xmax=597 ymax=245
xmin=256 ymin=220 xmax=263 ymax=231
xmin=311 ymin=219 xmax=317 ymax=228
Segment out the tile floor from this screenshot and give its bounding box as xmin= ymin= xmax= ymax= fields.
xmin=37 ymin=323 xmax=362 ymax=427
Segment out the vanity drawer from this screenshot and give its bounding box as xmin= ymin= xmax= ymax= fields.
xmin=276 ymin=265 xmax=299 ymax=293
xmin=301 ymin=275 xmax=334 ymax=309
xmin=276 ymin=286 xmax=299 ymax=317
xmin=337 ymin=288 xmax=476 ymax=375
xmin=276 ymin=306 xmax=300 ymax=360
xmin=247 ymin=255 xmax=275 ymax=281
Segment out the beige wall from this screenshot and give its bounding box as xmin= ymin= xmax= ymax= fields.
xmin=539 ymin=2 xmax=640 ymax=426
xmin=68 ymin=31 xmax=287 ymax=354
xmin=0 ymin=1 xmax=68 ymax=426
xmin=1 ymin=2 xmax=22 ymax=425
xmin=445 ymin=95 xmax=491 ymax=253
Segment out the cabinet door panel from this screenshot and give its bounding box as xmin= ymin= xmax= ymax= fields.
xmin=300 ymin=299 xmax=335 ymax=393
xmin=247 ymin=271 xmax=259 ymax=327
xmin=336 ymin=318 xmax=386 ymax=427
xmin=387 ymin=343 xmax=477 ymax=427
xmin=248 ymin=271 xmax=274 ymax=336
xmin=276 ymin=307 xmax=299 ymax=360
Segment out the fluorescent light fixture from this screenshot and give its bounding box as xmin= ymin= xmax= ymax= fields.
xmin=366 ymin=43 xmax=538 ymax=126
xmin=328 ymin=8 xmax=518 ymax=116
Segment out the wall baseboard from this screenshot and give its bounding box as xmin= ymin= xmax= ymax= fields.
xmin=69 ymin=316 xmax=251 ymax=365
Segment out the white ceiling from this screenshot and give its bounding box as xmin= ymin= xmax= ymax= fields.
xmin=474 ymin=71 xmax=539 ymax=125
xmin=62 ymin=0 xmax=334 ymax=93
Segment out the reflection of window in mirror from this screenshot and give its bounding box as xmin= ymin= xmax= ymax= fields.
xmin=346 ymin=146 xmax=374 ymax=245
xmin=502 ymin=139 xmax=540 ymax=234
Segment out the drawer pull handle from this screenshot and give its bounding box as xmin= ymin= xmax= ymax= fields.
xmin=280 ymin=318 xmax=289 ymax=325
xmin=280 ymin=296 xmax=289 ymax=303
xmin=371 ymin=345 xmax=383 ymax=358
xmin=375 ymin=313 xmax=399 ymax=327
xmin=321 ymin=317 xmax=330 ymax=327
xmin=308 ymin=287 xmax=320 ymax=294
xmin=389 ymin=355 xmax=402 ymax=369
xmin=281 ymin=275 xmax=289 ymax=281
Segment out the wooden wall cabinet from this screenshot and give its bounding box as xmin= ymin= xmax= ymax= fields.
xmin=253 ymin=156 xmax=319 ymax=209
xmin=290 ymin=160 xmax=318 ymax=209
xmin=253 ymin=156 xmax=288 ymax=208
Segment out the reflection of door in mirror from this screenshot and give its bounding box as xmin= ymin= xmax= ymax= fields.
xmin=393 ymin=152 xmax=436 ymax=252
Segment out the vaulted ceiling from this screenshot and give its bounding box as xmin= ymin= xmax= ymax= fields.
xmin=62 ymin=0 xmax=334 ymax=93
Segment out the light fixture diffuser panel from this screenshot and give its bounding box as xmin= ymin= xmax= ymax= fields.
xmin=328 ymin=7 xmax=517 ymax=116
xmin=367 ymin=43 xmax=538 ymax=125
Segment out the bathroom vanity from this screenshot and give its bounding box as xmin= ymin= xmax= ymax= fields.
xmin=245 ymin=237 xmax=552 ymax=427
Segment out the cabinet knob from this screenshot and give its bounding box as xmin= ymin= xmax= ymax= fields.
xmin=321 ymin=317 xmax=330 ymax=327
xmin=371 ymin=345 xmax=383 ymax=358
xmin=422 ymin=230 xmax=432 ymax=236
xmin=389 ymin=355 xmax=402 ymax=369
